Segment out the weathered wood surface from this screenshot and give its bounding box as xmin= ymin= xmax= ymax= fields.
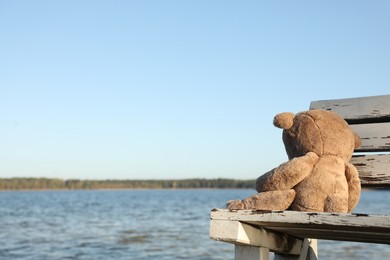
xmin=310 ymin=94 xmax=390 ymax=123
xmin=352 ymin=154 xmax=390 ymax=186
xmin=210 ymin=219 xmax=303 ymax=255
xmin=211 ymin=209 xmax=390 ymax=244
xmin=350 ymin=123 xmax=390 ymax=152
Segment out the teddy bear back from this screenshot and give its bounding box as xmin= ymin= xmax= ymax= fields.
xmin=274 ymin=110 xmax=358 ymax=162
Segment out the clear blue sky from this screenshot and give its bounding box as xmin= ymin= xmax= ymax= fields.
xmin=1 ymin=1 xmax=389 ymax=180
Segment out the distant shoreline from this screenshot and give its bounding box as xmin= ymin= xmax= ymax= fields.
xmin=0 ymin=177 xmax=255 ymax=190
xmin=0 ymin=178 xmax=384 ymax=191
xmin=0 ymin=187 xmax=255 ymax=192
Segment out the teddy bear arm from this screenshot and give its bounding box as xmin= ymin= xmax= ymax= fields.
xmin=256 ymin=152 xmax=319 ymax=192
xmin=227 ymin=190 xmax=296 ymax=211
xmin=345 ymin=163 xmax=361 ymax=212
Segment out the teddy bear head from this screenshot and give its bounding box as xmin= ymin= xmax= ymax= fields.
xmin=273 ymin=110 xmax=361 ymax=162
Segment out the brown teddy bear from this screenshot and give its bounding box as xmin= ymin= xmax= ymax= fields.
xmin=228 ymin=109 xmax=361 ymax=213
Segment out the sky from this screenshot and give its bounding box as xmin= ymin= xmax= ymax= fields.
xmin=0 ymin=1 xmax=389 ymax=180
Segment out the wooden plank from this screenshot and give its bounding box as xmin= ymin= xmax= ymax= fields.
xmin=310 ymin=95 xmax=390 ymax=123
xmin=211 ymin=209 xmax=390 ymax=244
xmin=350 ymin=123 xmax=390 ymax=152
xmin=210 ymin=219 xmax=303 ymax=255
xmin=267 ymin=226 xmax=390 ymax=244
xmin=352 ymin=154 xmax=390 ymax=186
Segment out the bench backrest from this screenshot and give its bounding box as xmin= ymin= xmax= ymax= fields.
xmin=310 ymin=94 xmax=390 ymax=187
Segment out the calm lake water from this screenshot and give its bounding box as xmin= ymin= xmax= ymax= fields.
xmin=0 ymin=189 xmax=389 ymax=259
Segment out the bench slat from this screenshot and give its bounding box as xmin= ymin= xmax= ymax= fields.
xmin=267 ymin=226 xmax=390 ymax=244
xmin=211 ymin=209 xmax=390 ymax=244
xmin=350 ymin=123 xmax=390 ymax=152
xmin=310 ymin=95 xmax=390 ymax=123
xmin=352 ymin=154 xmax=390 ymax=186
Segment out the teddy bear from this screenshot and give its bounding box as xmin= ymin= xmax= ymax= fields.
xmin=227 ymin=109 xmax=361 ymax=213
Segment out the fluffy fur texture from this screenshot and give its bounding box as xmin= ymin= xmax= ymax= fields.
xmin=227 ymin=110 xmax=361 ymax=213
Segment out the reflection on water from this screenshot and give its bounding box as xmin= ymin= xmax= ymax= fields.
xmin=0 ymin=189 xmax=389 ymax=259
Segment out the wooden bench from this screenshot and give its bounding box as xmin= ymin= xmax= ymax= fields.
xmin=210 ymin=94 xmax=390 ymax=260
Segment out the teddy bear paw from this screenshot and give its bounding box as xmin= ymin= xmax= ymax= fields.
xmin=226 ymin=200 xmax=245 ymax=210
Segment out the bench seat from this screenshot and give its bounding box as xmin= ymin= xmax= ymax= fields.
xmin=211 ymin=209 xmax=390 ymax=245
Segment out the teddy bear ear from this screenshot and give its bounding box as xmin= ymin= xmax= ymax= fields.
xmin=353 ymin=132 xmax=361 ymax=148
xmin=273 ymin=112 xmax=295 ymax=129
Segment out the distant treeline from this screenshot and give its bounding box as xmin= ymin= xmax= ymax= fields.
xmin=0 ymin=178 xmax=255 ymax=190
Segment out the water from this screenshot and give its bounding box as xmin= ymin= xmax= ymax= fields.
xmin=0 ymin=189 xmax=389 ymax=259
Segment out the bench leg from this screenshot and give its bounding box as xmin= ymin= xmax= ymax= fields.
xmin=235 ymin=245 xmax=270 ymax=260
xmin=306 ymin=239 xmax=317 ymax=260
xmin=233 ymin=238 xmax=317 ymax=260
xmin=274 ymin=239 xmax=318 ymax=260
xmin=275 ymin=238 xmax=318 ymax=260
